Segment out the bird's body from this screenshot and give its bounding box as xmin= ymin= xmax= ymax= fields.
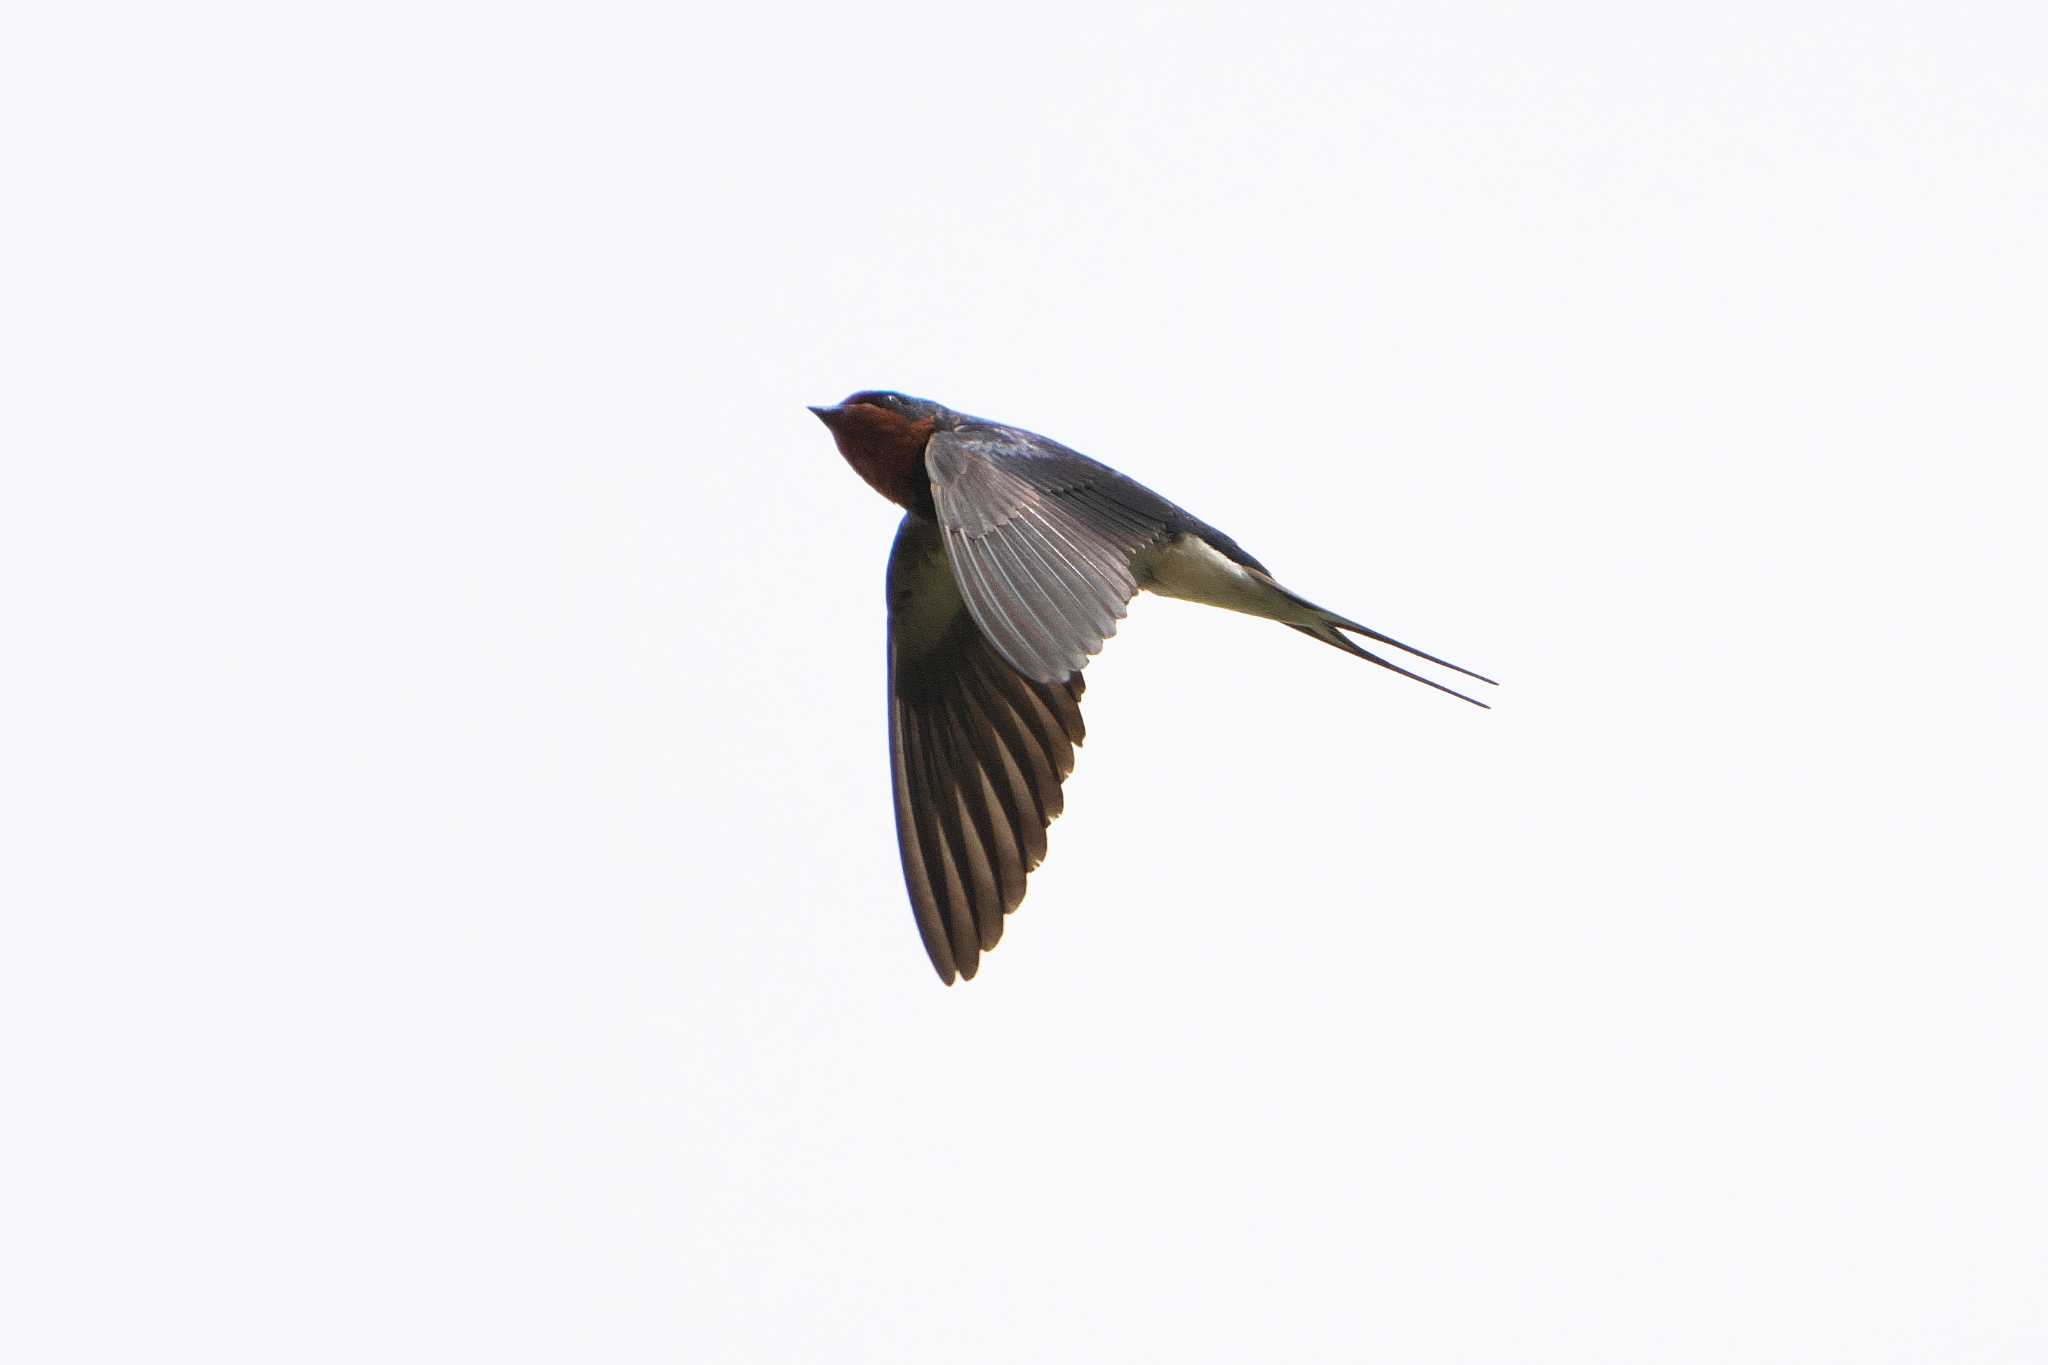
xmin=813 ymin=390 xmax=1492 ymax=983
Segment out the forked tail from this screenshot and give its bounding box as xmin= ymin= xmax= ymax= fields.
xmin=1272 ymin=583 xmax=1497 ymax=708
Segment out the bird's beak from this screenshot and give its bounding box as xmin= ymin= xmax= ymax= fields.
xmin=808 ymin=404 xmax=845 ymax=424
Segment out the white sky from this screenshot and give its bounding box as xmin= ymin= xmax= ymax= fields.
xmin=5 ymin=2 xmax=2045 ymax=1361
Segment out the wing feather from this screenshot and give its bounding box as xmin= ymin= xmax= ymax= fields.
xmin=926 ymin=427 xmax=1174 ymax=683
xmin=887 ymin=516 xmax=1087 ymax=983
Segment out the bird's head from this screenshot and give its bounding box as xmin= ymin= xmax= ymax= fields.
xmin=810 ymin=391 xmax=949 ymax=510
xmin=809 ymin=390 xmax=948 ymax=429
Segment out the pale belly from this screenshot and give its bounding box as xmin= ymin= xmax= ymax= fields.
xmin=1133 ymin=533 xmax=1318 ymax=625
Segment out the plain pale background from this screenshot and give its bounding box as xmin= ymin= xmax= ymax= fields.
xmin=5 ymin=2 xmax=2044 ymax=1360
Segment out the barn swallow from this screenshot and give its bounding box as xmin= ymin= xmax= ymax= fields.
xmin=812 ymin=390 xmax=1494 ymax=984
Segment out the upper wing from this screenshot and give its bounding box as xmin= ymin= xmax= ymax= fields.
xmin=888 ymin=516 xmax=1085 ymax=983
xmin=925 ymin=426 xmax=1179 ymax=684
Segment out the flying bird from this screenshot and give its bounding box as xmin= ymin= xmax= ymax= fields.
xmin=812 ymin=390 xmax=1494 ymax=983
